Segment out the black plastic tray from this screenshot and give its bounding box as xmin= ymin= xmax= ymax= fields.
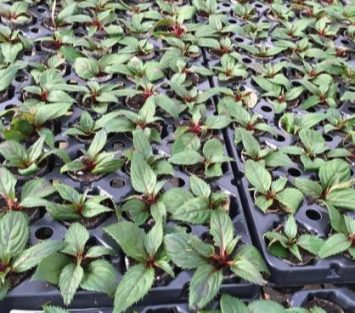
xmin=291 ymin=288 xmax=355 ymax=312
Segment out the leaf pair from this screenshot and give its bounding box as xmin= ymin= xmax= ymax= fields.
xmin=104 ymin=220 xmax=173 ymax=313
xmin=124 ymin=148 xmax=167 ymax=225
xmin=237 ymin=128 xmax=292 ymax=168
xmin=245 ymin=160 xmax=303 ymax=213
xmin=33 ymin=223 xmax=116 ymax=305
xmin=199 ymin=294 xmax=326 ymax=313
xmin=165 ymin=211 xmax=268 ymax=309
xmin=294 ymin=159 xmax=355 ymax=211
xmin=0 ymin=212 xmax=64 ymax=300
xmin=0 ymin=137 xmax=69 ymax=176
xmin=0 ymin=167 xmax=54 ymax=214
xmin=169 ymin=138 xmax=232 ymax=178
xmin=265 ymin=215 xmax=323 ymax=262
xmin=161 ymin=174 xmax=229 ymax=224
xmin=61 ymin=130 xmax=123 ymax=176
xmin=46 ymin=183 xmax=113 ymax=222
xmin=318 ymin=205 xmax=355 ymax=259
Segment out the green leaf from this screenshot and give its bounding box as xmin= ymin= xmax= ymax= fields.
xmin=0 ymin=65 xmax=18 ymax=92
xmin=0 ymin=167 xmax=16 ymax=199
xmin=327 ymin=205 xmax=346 ymax=234
xmin=104 ymin=221 xmax=147 ymax=262
xmin=85 ymin=246 xmax=114 ymax=259
xmin=32 ymin=253 xmax=71 ymax=285
xmin=144 ymin=221 xmax=163 ymax=257
xmin=113 ymin=264 xmax=155 ymax=313
xmin=74 ymin=57 xmax=98 ymax=80
xmin=28 ymin=136 xmax=45 ymax=162
xmin=204 ymin=115 xmax=231 ymax=129
xmin=87 ymin=130 xmax=107 ymax=159
xmin=154 ymin=94 xmax=180 ymax=119
xmin=44 ymin=306 xmax=70 ymax=313
xmin=221 ymin=294 xmax=248 ymax=313
xmin=21 ymin=178 xmax=55 ymax=202
xmin=161 ymin=188 xmax=193 ymax=214
xmin=289 ymin=244 xmax=302 ymax=262
xmin=83 ymin=201 xmax=112 ymax=218
xmin=13 ymin=240 xmax=65 ymax=273
xmin=169 ymin=150 xmax=203 ymax=165
xmin=35 ymin=102 xmax=72 ymax=127
xmin=81 ymin=259 xmax=117 ymax=296
xmin=53 ymin=183 xmax=82 ymax=204
xmin=240 ymin=129 xmax=260 ymax=159
xmin=203 ymin=139 xmax=227 ymax=163
xmin=231 ymin=258 xmax=265 ymax=285
xmin=237 ymin=245 xmax=269 ymax=274
xmin=60 ymin=46 xmax=82 ymax=63
xmin=189 ymin=264 xmax=223 ymax=309
xmin=297 ymin=235 xmax=324 ymax=255
xmin=276 ymin=188 xmax=303 ymax=213
xmin=284 ymin=215 xmax=298 ymax=239
xmin=190 ymin=175 xmax=211 ymax=198
xmin=248 ymin=300 xmax=285 ymax=313
xmin=255 ymin=195 xmax=273 ymax=213
xmin=172 ymin=197 xmax=210 ymax=224
xmin=172 ymin=133 xmax=201 ymax=154
xmin=318 ymin=233 xmax=351 ymax=259
xmin=326 ymin=189 xmax=355 ymax=211
xmin=293 ymin=178 xmax=322 ymax=198
xmin=245 ymin=160 xmax=271 ymax=194
xmin=0 ymin=211 xmax=28 ymax=260
xmin=0 ymin=280 xmax=10 ymax=301
xmin=131 ymin=152 xmax=157 ymax=195
xmin=164 ymin=232 xmax=207 ymax=269
xmin=0 ymin=140 xmax=27 ymax=167
xmin=344 ymin=215 xmax=355 ymax=235
xmin=319 ymin=159 xmax=350 ymax=189
xmin=132 ymin=128 xmax=152 ymax=158
xmin=210 ymin=211 xmax=234 ymax=253
xmin=59 ymin=263 xmax=84 ymax=305
xmin=62 ymin=223 xmax=89 ymax=256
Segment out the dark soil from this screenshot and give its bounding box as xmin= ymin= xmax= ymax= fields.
xmin=304 ymin=298 xmax=344 ymax=313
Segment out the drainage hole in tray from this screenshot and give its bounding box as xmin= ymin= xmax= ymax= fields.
xmin=275 ymin=134 xmax=286 ymax=142
xmin=112 ymin=141 xmax=126 ymax=150
xmin=306 ymin=209 xmax=322 ymax=221
xmin=288 ymin=167 xmax=301 ymax=177
xmin=110 ymin=177 xmax=126 ymax=188
xmin=35 ymin=227 xmax=54 ymax=240
xmin=323 ymin=134 xmax=333 ymax=142
xmin=261 ymin=105 xmax=272 ymax=112
xmin=242 ymin=57 xmax=252 ymax=64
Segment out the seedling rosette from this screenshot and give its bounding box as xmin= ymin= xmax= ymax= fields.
xmin=165 ymin=211 xmax=269 ymax=309
xmin=33 ymin=223 xmax=117 ymax=305
xmin=245 ymin=160 xmax=304 ymax=214
xmin=0 ymin=211 xmax=64 ymax=300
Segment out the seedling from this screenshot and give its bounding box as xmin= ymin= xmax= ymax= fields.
xmin=0 ymin=167 xmax=54 ymax=217
xmin=245 ymin=160 xmax=303 ymax=213
xmin=46 ymin=183 xmax=113 ymax=224
xmin=33 ymin=223 xmax=117 ymax=305
xmin=0 ymin=136 xmax=69 ymax=177
xmin=161 ymin=175 xmax=230 ymax=224
xmin=165 ymin=211 xmax=268 ymax=309
xmin=105 ymin=220 xmax=173 ymax=313
xmin=294 ymin=159 xmax=355 ymax=211
xmin=265 ymin=215 xmax=323 ymax=263
xmin=61 ymin=130 xmax=123 ymax=180
xmin=0 ymin=211 xmax=64 ymax=300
